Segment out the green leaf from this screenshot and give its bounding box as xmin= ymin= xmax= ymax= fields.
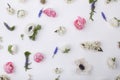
xmin=29 ymin=24 xmax=41 ymax=41
xmin=89 ymin=0 xmax=94 ymax=3
xmin=24 ymin=51 xmax=31 ymax=57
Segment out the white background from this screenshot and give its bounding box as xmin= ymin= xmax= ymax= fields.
xmin=0 ymin=0 xmax=120 ymax=80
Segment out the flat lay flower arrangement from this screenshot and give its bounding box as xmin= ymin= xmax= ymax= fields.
xmin=0 ymin=0 xmax=120 ymax=80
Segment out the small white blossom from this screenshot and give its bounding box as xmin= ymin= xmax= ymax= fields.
xmin=54 ymin=26 xmax=66 ymax=36
xmin=0 ymin=75 xmax=10 ymax=80
xmin=81 ymin=41 xmax=103 ymax=52
xmin=60 ymin=44 xmax=71 ymax=53
xmin=108 ymin=18 xmax=119 ymax=27
xmin=54 ymin=68 xmax=63 ymax=74
xmin=6 ymin=4 xmax=15 ymax=15
xmin=17 ymin=10 xmax=26 ymax=18
xmin=65 ymin=0 xmax=74 ymax=4
xmin=116 ymin=74 xmax=120 ymax=80
xmin=8 ymin=45 xmax=17 ymax=54
xmin=25 ymin=24 xmax=35 ymax=36
xmin=107 ymin=57 xmax=116 ymax=69
xmin=75 ymin=58 xmax=92 ymax=74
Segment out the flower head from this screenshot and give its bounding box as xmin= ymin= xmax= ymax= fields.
xmin=107 ymin=57 xmax=116 ymax=69
xmin=75 ymin=58 xmax=92 ymax=74
xmin=34 ymin=52 xmax=44 ymax=63
xmin=60 ymin=44 xmax=71 ymax=53
xmin=116 ymin=74 xmax=120 ymax=80
xmin=25 ymin=23 xmax=35 ymax=36
xmin=81 ymin=41 xmax=103 ymax=52
xmin=8 ymin=45 xmax=17 ymax=55
xmin=17 ymin=10 xmax=26 ymax=18
xmin=43 ymin=8 xmax=56 ymax=17
xmin=4 ymin=62 xmax=14 ymax=74
xmin=108 ymin=17 xmax=120 ymax=27
xmin=54 ymin=26 xmax=66 ymax=36
xmin=6 ymin=3 xmax=15 ymax=15
xmin=74 ymin=16 xmax=86 ymax=30
xmin=0 ymin=75 xmax=10 ymax=80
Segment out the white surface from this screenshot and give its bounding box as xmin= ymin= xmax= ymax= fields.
xmin=0 ymin=0 xmax=120 ymax=80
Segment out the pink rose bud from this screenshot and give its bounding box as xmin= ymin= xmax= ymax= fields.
xmin=74 ymin=16 xmax=86 ymax=30
xmin=34 ymin=52 xmax=44 ymax=63
xmin=4 ymin=62 xmax=14 ymax=74
xmin=43 ymin=8 xmax=56 ymax=17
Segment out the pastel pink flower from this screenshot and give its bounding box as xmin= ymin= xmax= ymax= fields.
xmin=4 ymin=62 xmax=14 ymax=74
xmin=43 ymin=8 xmax=56 ymax=17
xmin=34 ymin=52 xmax=44 ymax=63
xmin=74 ymin=16 xmax=86 ymax=30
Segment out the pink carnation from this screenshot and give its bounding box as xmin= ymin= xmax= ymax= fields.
xmin=34 ymin=52 xmax=44 ymax=63
xmin=74 ymin=16 xmax=86 ymax=30
xmin=4 ymin=62 xmax=14 ymax=74
xmin=43 ymin=8 xmax=56 ymax=17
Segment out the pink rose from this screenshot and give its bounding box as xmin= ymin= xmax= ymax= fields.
xmin=74 ymin=16 xmax=86 ymax=30
xmin=4 ymin=62 xmax=14 ymax=74
xmin=34 ymin=52 xmax=44 ymax=63
xmin=43 ymin=8 xmax=56 ymax=17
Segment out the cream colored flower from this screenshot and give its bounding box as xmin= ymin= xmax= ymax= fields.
xmin=107 ymin=57 xmax=116 ymax=69
xmin=6 ymin=4 xmax=15 ymax=15
xmin=0 ymin=75 xmax=10 ymax=80
xmin=8 ymin=45 xmax=17 ymax=54
xmin=108 ymin=18 xmax=119 ymax=27
xmin=54 ymin=68 xmax=63 ymax=74
xmin=54 ymin=26 xmax=66 ymax=36
xmin=116 ymin=74 xmax=120 ymax=80
xmin=81 ymin=41 xmax=103 ymax=52
xmin=17 ymin=10 xmax=26 ymax=18
xmin=25 ymin=24 xmax=35 ymax=36
xmin=65 ymin=0 xmax=74 ymax=4
xmin=75 ymin=58 xmax=92 ymax=74
xmin=60 ymin=44 xmax=71 ymax=53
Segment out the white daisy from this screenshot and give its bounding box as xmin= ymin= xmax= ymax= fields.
xmin=107 ymin=57 xmax=116 ymax=69
xmin=25 ymin=23 xmax=35 ymax=36
xmin=75 ymin=58 xmax=92 ymax=74
xmin=17 ymin=10 xmax=26 ymax=18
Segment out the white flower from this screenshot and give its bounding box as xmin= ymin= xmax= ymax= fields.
xmin=81 ymin=41 xmax=103 ymax=52
xmin=54 ymin=26 xmax=66 ymax=36
xmin=108 ymin=18 xmax=119 ymax=27
xmin=75 ymin=58 xmax=92 ymax=74
xmin=8 ymin=45 xmax=17 ymax=54
xmin=116 ymin=74 xmax=120 ymax=80
xmin=6 ymin=4 xmax=15 ymax=15
xmin=17 ymin=10 xmax=26 ymax=18
xmin=65 ymin=0 xmax=74 ymax=4
xmin=54 ymin=68 xmax=63 ymax=74
xmin=60 ymin=44 xmax=71 ymax=53
xmin=0 ymin=75 xmax=10 ymax=80
xmin=19 ymin=0 xmax=26 ymax=2
xmin=25 ymin=24 xmax=35 ymax=36
xmin=107 ymin=57 xmax=116 ymax=69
